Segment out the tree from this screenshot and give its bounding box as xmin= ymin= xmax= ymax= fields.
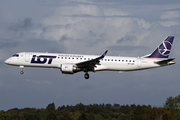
xmin=120 ymin=105 xmax=131 ymax=114
xmin=162 ymin=113 xmax=172 ymax=120
xmin=0 ymin=111 xmax=8 ymax=120
xmin=46 ymin=103 xmax=56 ymax=113
xmin=105 ymin=104 xmax=112 ymax=112
xmin=130 ymin=105 xmax=149 ymax=120
xmin=17 ymin=112 xmax=25 ymax=120
xmin=46 ymin=111 xmax=57 ymax=120
xmin=95 ymin=114 xmax=104 ymax=120
xmin=74 ymin=103 xmax=85 ymax=111
xmin=59 ymin=112 xmax=73 ymax=120
xmin=146 ymin=107 xmax=169 ymax=120
xmin=164 ymin=95 xmax=180 ymax=119
xmin=87 ymin=112 xmax=95 ymax=120
xmin=78 ymin=112 xmax=87 ymax=120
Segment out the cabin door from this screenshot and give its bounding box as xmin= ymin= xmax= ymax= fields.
xmin=25 ymin=52 xmax=30 ymax=62
xmin=137 ymin=57 xmax=141 ymax=67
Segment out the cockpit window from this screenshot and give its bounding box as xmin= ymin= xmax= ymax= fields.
xmin=13 ymin=54 xmax=19 ymax=57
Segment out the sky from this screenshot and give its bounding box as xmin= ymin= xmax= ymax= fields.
xmin=0 ymin=0 xmax=180 ymax=111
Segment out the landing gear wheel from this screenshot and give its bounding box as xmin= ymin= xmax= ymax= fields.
xmin=20 ymin=71 xmax=24 ymax=74
xmin=19 ymin=66 xmax=24 ymax=75
xmin=84 ymin=73 xmax=89 ymax=79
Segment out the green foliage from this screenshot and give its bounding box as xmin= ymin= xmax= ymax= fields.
xmin=2 ymin=94 xmax=180 ymax=120
xmin=78 ymin=112 xmax=87 ymax=120
xmin=164 ymin=94 xmax=180 ymax=119
xmin=59 ymin=112 xmax=73 ymax=120
xmin=46 ymin=111 xmax=57 ymax=120
xmin=94 ymin=114 xmax=104 ymax=120
xmin=46 ymin=103 xmax=56 ymax=112
xmin=162 ymin=113 xmax=172 ymax=120
xmin=130 ymin=105 xmax=148 ymax=120
xmin=88 ymin=112 xmax=95 ymax=120
xmin=74 ymin=103 xmax=86 ymax=112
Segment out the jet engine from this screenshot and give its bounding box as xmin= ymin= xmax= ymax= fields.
xmin=60 ymin=64 xmax=82 ymax=74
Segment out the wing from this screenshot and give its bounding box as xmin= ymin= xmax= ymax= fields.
xmin=75 ymin=50 xmax=108 ymax=71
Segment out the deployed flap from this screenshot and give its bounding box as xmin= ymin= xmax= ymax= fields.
xmin=75 ymin=50 xmax=108 ymax=68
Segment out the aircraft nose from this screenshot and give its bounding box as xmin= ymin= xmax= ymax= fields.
xmin=4 ymin=59 xmax=10 ymax=64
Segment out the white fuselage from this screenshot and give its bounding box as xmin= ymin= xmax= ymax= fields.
xmin=4 ymin=36 xmax=175 ymax=79
xmin=5 ymin=52 xmax=163 ymax=72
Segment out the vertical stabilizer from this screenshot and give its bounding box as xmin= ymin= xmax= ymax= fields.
xmin=143 ymin=36 xmax=174 ymax=58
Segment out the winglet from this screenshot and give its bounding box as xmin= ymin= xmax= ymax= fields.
xmin=99 ymin=50 xmax=108 ymax=59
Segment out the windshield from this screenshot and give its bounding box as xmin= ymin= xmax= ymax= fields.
xmin=12 ymin=54 xmax=19 ymax=57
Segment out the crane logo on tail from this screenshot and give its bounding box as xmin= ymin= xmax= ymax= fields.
xmin=158 ymin=41 xmax=172 ymax=57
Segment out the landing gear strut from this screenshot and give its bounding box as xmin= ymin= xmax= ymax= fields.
xmin=20 ymin=66 xmax=24 ymax=75
xmin=84 ymin=68 xmax=89 ymax=79
xmin=84 ymin=73 xmax=89 ymax=79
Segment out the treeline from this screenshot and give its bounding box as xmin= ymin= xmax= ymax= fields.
xmin=0 ymin=95 xmax=180 ymax=120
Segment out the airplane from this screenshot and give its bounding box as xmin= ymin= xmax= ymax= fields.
xmin=5 ymin=36 xmax=175 ymax=79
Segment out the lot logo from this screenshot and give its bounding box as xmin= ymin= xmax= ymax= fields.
xmin=31 ymin=55 xmax=56 ymax=64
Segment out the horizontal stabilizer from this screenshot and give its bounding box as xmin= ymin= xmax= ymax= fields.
xmin=155 ymin=58 xmax=175 ymax=65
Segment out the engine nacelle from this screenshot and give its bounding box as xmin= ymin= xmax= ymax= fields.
xmin=60 ymin=64 xmax=74 ymax=74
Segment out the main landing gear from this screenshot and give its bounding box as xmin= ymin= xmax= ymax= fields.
xmin=84 ymin=72 xmax=89 ymax=79
xmin=84 ymin=68 xmax=89 ymax=79
xmin=20 ymin=66 xmax=24 ymax=74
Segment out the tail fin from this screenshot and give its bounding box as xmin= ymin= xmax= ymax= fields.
xmin=143 ymin=36 xmax=174 ymax=58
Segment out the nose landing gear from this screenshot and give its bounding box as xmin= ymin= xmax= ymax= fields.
xmin=20 ymin=66 xmax=24 ymax=74
xmin=20 ymin=71 xmax=24 ymax=74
